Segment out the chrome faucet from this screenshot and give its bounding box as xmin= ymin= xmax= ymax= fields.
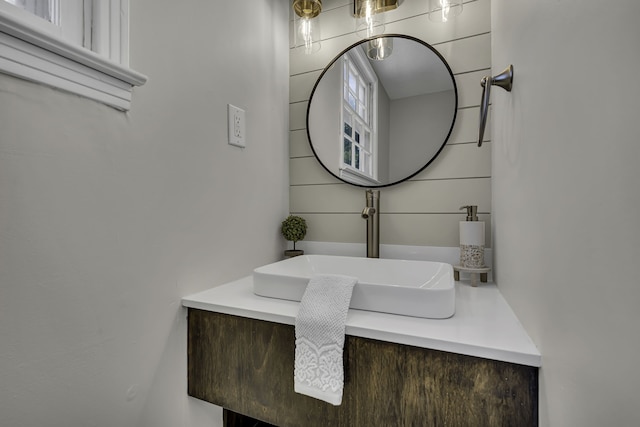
xmin=361 ymin=189 xmax=380 ymax=258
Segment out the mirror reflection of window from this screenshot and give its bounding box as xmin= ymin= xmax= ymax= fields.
xmin=340 ymin=50 xmax=379 ymax=185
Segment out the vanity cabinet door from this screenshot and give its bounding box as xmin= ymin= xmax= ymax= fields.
xmin=188 ymin=309 xmax=538 ymax=427
xmin=222 ymin=409 xmax=276 ymax=427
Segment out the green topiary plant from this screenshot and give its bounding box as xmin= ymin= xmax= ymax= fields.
xmin=281 ymin=215 xmax=307 ymax=252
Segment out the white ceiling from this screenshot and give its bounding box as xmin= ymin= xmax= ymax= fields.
xmin=365 ymin=37 xmax=454 ymax=100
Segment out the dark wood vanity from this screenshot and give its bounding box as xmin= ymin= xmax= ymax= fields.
xmin=188 ymin=309 xmax=538 ymax=426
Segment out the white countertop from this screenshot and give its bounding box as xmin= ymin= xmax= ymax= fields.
xmin=182 ymin=276 xmax=541 ymax=367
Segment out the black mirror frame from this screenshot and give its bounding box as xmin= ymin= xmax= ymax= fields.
xmin=306 ymin=34 xmax=458 ymax=188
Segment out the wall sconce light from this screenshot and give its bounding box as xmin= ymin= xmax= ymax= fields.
xmin=428 ymin=0 xmax=463 ymax=23
xmin=293 ymin=0 xmax=322 ymax=54
xmin=366 ymin=37 xmax=393 ymax=60
xmin=353 ymin=0 xmax=398 ymax=39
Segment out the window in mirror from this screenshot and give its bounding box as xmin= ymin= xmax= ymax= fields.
xmin=340 ymin=50 xmax=378 ymax=185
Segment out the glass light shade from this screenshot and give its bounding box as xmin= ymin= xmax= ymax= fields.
xmin=428 ymin=0 xmax=463 ymax=23
xmin=355 ymin=0 xmax=385 ymax=38
xmin=366 ymin=37 xmax=393 ymax=60
xmin=293 ymin=14 xmax=321 ymax=55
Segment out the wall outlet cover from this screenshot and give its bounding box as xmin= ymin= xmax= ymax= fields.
xmin=228 ymin=104 xmax=246 ymax=148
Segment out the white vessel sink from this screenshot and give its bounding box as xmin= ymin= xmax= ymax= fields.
xmin=253 ymin=255 xmax=455 ymax=319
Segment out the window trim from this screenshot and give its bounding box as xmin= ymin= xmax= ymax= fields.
xmin=340 ymin=165 xmax=381 ymax=186
xmin=0 ymin=1 xmax=147 ymax=110
xmin=339 ymin=49 xmax=379 ymax=185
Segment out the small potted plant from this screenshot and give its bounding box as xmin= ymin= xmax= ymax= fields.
xmin=281 ymin=215 xmax=307 ymax=258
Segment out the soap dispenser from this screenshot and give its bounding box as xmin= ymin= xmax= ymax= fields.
xmin=459 ymin=205 xmax=485 ymax=268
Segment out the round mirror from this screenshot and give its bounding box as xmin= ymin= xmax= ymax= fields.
xmin=307 ymin=35 xmax=458 ymax=188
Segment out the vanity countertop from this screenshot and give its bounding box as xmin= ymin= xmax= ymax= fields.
xmin=182 ymin=277 xmax=541 ymax=367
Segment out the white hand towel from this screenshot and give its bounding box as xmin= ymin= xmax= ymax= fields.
xmin=294 ymin=274 xmax=357 ymax=406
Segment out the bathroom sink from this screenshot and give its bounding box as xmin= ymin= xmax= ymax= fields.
xmin=253 ymin=255 xmax=455 ymax=319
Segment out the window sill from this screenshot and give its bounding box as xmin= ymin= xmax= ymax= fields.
xmin=340 ymin=167 xmax=380 ymax=186
xmin=0 ymin=11 xmax=147 ymax=111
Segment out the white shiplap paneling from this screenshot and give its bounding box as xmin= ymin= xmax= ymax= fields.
xmin=291 ymin=142 xmax=491 ymax=185
xmin=289 ymin=0 xmax=491 ymax=248
xmin=296 ymin=212 xmax=491 ymax=247
xmin=290 ymin=178 xmax=490 ymax=214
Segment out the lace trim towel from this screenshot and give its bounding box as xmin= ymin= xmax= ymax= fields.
xmin=294 ymin=274 xmax=358 ymax=406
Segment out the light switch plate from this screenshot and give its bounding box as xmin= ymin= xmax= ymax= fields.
xmin=228 ymin=104 xmax=246 ymax=148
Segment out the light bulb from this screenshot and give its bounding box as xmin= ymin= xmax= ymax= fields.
xmin=294 ymin=14 xmax=321 ymax=54
xmin=300 ymin=18 xmax=313 ymax=54
xmin=440 ymin=0 xmax=450 ymax=22
xmin=428 ymin=0 xmax=462 ymax=23
xmin=355 ymin=0 xmax=384 ymax=38
xmin=367 ymin=37 xmax=393 ymax=60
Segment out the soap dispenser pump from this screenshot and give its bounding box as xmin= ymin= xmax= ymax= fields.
xmin=459 ymin=205 xmax=485 ymax=268
xmin=462 ymin=205 xmax=478 ymax=222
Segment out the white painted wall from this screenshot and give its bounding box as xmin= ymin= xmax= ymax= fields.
xmin=388 ymin=89 xmax=456 ymax=182
xmin=307 ymin=61 xmax=342 ymax=175
xmin=0 ymin=1 xmax=289 ymax=426
xmin=376 ymin=80 xmax=391 ymax=183
xmin=491 ymin=1 xmax=640 ymax=425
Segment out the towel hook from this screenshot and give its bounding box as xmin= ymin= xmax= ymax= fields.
xmin=478 ymin=65 xmax=513 ymax=147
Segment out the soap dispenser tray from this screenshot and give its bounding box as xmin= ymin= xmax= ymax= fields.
xmin=453 ymin=265 xmax=491 ymax=287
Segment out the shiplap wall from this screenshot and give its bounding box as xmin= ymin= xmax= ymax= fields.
xmin=289 ymin=0 xmax=491 ymax=248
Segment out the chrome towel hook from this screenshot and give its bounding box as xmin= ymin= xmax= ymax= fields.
xmin=478 ymin=65 xmax=513 ymax=147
